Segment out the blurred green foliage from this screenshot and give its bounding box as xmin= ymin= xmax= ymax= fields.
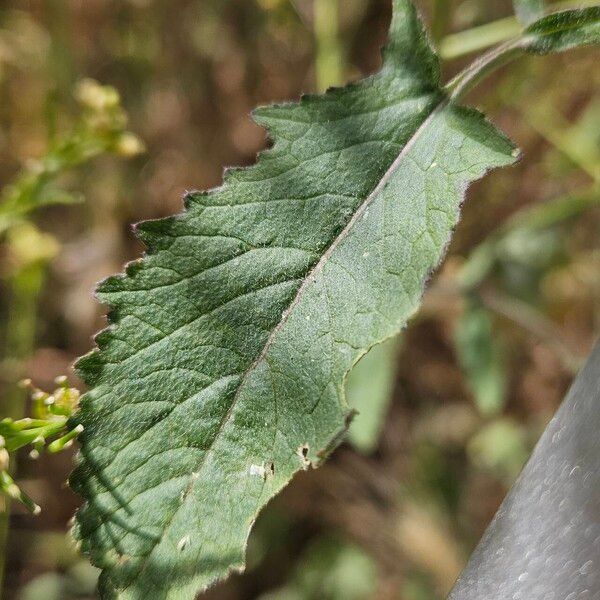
xmin=346 ymin=337 xmax=400 ymax=453
xmin=0 ymin=79 xmax=143 ymax=233
xmin=0 ymin=36 xmax=142 ymax=593
xmin=260 ymin=537 xmax=378 ymax=600
xmin=0 ymin=79 xmax=142 ymax=515
xmin=455 ymin=299 xmax=507 ymax=417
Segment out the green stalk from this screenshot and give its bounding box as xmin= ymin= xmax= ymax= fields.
xmin=0 ymin=262 xmax=46 ymax=597
xmin=314 ymin=0 xmax=344 ymax=91
xmin=440 ymin=16 xmax=523 ymax=60
xmin=446 ymin=38 xmax=526 ymax=100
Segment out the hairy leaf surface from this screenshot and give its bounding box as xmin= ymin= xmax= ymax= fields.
xmin=72 ymin=2 xmax=600 ymax=599
xmin=522 ymin=6 xmax=600 ymax=53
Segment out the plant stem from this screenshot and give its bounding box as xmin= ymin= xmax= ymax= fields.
xmin=440 ymin=16 xmax=522 ymax=60
xmin=0 ymin=497 xmax=7 ymax=597
xmin=314 ymin=0 xmax=344 ymax=91
xmin=446 ymin=38 xmax=526 ymax=101
xmin=0 ymin=262 xmax=46 ymax=597
xmin=439 ymin=0 xmax=600 ymax=60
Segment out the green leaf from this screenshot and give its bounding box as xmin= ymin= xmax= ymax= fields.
xmin=514 ymin=0 xmax=545 ymax=26
xmin=455 ymin=300 xmax=507 ymax=417
xmin=71 ymin=2 xmax=600 ymax=598
xmin=346 ymin=336 xmax=400 ymax=453
xmin=523 ymin=6 xmax=600 ymax=53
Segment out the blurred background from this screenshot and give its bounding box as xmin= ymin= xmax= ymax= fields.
xmin=0 ymin=0 xmax=598 ymax=598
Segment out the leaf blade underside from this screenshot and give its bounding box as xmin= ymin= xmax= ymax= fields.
xmin=71 ymin=2 xmax=519 ymax=598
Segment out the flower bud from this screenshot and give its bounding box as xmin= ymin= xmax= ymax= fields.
xmin=0 ymin=449 xmax=9 ymax=471
xmin=115 ymin=133 xmax=145 ymax=157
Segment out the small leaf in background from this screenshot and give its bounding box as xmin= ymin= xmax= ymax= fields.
xmin=528 ymin=96 xmax=600 ymax=182
xmin=497 ymin=226 xmax=564 ymax=302
xmin=18 ymin=560 xmax=99 ymax=600
xmin=513 ymin=0 xmax=545 ymax=26
xmin=402 ymin=572 xmax=437 ymax=600
xmin=259 ymin=537 xmax=377 ymax=600
xmin=455 ymin=299 xmax=507 ymax=417
xmin=346 ymin=337 xmax=400 ymax=453
xmin=19 ymin=573 xmax=64 ymax=600
xmin=467 ymin=418 xmax=529 ymax=482
xmin=5 ymin=222 xmax=61 ymax=270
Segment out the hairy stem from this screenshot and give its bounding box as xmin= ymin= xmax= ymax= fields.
xmin=0 ymin=263 xmax=46 ymax=596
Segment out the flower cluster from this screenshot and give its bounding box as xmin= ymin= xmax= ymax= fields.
xmin=0 ymin=377 xmax=82 ymax=514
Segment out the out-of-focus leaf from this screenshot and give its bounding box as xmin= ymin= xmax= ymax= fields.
xmin=500 ymin=222 xmax=562 ymax=268
xmin=504 ymin=188 xmax=600 ymax=231
xmin=526 ymin=98 xmax=600 ymax=181
xmin=455 ymin=300 xmax=507 ymax=417
xmin=459 ymin=187 xmax=599 ymax=291
xmin=19 ymin=573 xmax=64 ymax=600
xmin=513 ymin=0 xmax=545 ymax=26
xmin=403 ymin=572 xmax=437 ymax=600
xmin=17 ymin=560 xmax=99 ymax=600
xmin=346 ymin=336 xmax=400 ymax=453
xmin=259 ymin=537 xmax=378 ymax=600
xmin=467 ymin=418 xmax=529 ymax=481
xmin=5 ymin=223 xmax=60 ymax=271
xmin=522 ymin=7 xmax=600 ymax=54
xmin=65 ymin=561 xmax=100 ymax=596
xmin=560 ymin=99 xmax=600 ymax=180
